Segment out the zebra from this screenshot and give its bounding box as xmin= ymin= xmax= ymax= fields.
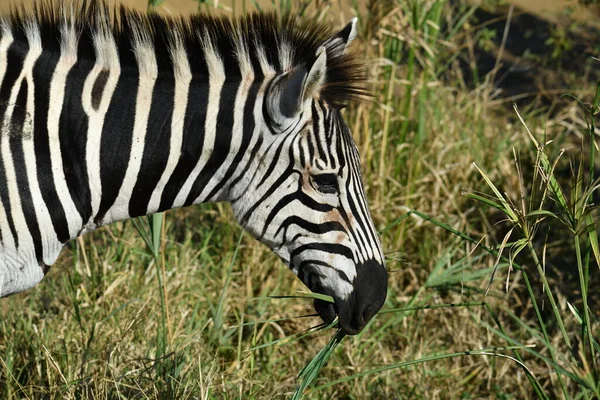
xmin=0 ymin=1 xmax=387 ymax=335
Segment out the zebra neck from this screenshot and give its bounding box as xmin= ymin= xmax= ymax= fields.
xmin=0 ymin=18 xmax=271 ymax=246
xmin=30 ymin=52 xmax=267 ymax=239
xmin=76 ymin=71 xmax=266 ymax=235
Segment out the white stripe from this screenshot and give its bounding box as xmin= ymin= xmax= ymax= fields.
xmin=21 ymin=22 xmax=63 ymax=264
xmin=1 ymin=25 xmax=40 ymax=260
xmin=172 ymin=34 xmax=225 ymax=208
xmin=146 ymin=35 xmax=191 ymax=214
xmin=227 ymin=77 xmax=271 ymax=199
xmin=348 ymin=173 xmax=374 ymax=261
xmin=254 ymin=41 xmax=276 ymax=78
xmin=349 ymin=144 xmax=380 ymax=261
xmin=279 ymin=39 xmax=293 ymax=72
xmin=0 ymin=22 xmax=14 ymax=252
xmin=313 ymin=105 xmax=327 ymax=168
xmin=48 ymin=18 xmax=81 ymax=239
xmin=82 ymin=32 xmax=120 ymax=230
xmin=106 ymin=37 xmax=158 ymax=223
xmin=194 ymin=38 xmax=255 ymax=202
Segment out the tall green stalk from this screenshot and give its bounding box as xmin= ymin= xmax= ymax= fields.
xmin=574 ymin=234 xmax=596 ymax=372
xmin=133 ymin=212 xmax=169 ymax=381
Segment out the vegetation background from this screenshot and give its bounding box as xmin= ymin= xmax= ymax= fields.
xmin=1 ymin=0 xmax=599 ymax=398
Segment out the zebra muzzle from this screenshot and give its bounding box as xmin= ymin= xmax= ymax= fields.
xmin=313 ymin=260 xmax=388 ymax=335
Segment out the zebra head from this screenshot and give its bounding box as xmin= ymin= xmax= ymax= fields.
xmin=231 ymin=19 xmax=387 ymax=335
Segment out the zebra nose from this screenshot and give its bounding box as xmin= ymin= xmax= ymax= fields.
xmin=337 ymin=260 xmax=387 ymax=335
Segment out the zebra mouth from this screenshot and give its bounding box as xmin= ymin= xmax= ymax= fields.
xmin=314 ymin=296 xmax=364 ymax=335
xmin=305 ymin=273 xmax=337 ymax=325
xmin=306 ymin=274 xmax=344 ymax=330
xmin=304 ymin=271 xmax=365 ymax=335
xmin=314 ymin=297 xmax=337 ymax=325
xmin=307 ymin=272 xmax=372 ymax=336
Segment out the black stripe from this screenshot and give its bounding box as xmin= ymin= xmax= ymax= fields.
xmin=297 ymin=260 xmax=352 ymax=283
xmin=328 ymin=115 xmax=337 ymax=169
xmin=60 ymin=40 xmax=96 ymax=225
xmin=183 ymin=30 xmax=241 ymax=205
xmin=345 ymin=137 xmax=375 ymax=249
xmin=275 ymin=216 xmax=346 ymax=238
xmin=185 ymin=78 xmax=241 ymax=205
xmin=256 ymin=173 xmax=339 ymax=238
xmin=91 ymin=69 xmax=109 ymax=111
xmin=336 ymin=119 xmax=346 ymax=171
xmin=311 ymin=102 xmax=328 ymax=162
xmin=32 ymin=47 xmax=69 ymax=243
xmin=346 ymin=129 xmax=368 ymax=240
xmin=128 ymin=73 xmax=174 ymax=217
xmin=337 ymin=128 xmax=370 ymax=251
xmin=339 ymin=158 xmax=369 ymax=251
xmin=94 ymin=69 xmax=139 ymax=224
xmin=11 ymin=79 xmax=44 ymax=261
xmin=256 ymin=133 xmax=290 ymax=189
xmin=338 ymin=204 xmax=366 ymax=252
xmin=307 ymin=125 xmax=315 ymax=165
xmin=228 ymin=134 xmax=263 ymax=201
xmin=240 ymin=164 xmax=295 ymax=228
xmin=204 ymin=79 xmax=260 ymax=201
xmin=0 ymin=37 xmax=29 ymax=249
xmin=299 ymin=135 xmax=306 ymax=167
xmin=159 ymin=76 xmax=209 ymax=210
xmin=289 ymin=188 xmax=336 ymax=213
xmin=246 ymin=38 xmax=265 ymax=82
xmin=262 ymin=186 xmax=338 ymax=238
xmin=40 ymin=260 xmax=51 ymax=275
xmin=290 ymin=242 xmax=354 ymax=262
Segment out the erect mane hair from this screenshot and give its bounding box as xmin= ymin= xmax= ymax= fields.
xmin=1 ymin=0 xmax=368 ymax=108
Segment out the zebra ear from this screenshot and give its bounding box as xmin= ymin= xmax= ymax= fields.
xmin=323 ymin=18 xmax=358 ymax=58
xmin=266 ymin=47 xmax=327 ymax=132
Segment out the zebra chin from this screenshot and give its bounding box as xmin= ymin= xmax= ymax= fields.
xmin=312 ymin=259 xmax=388 ymax=335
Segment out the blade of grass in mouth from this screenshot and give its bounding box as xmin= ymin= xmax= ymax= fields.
xmin=254 ymin=293 xmax=335 ymax=303
xmin=292 ymin=329 xmax=346 ymax=400
xmin=250 ymin=318 xmax=337 ymax=352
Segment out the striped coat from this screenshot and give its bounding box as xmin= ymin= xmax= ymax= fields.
xmin=0 ymin=1 xmax=387 ymax=335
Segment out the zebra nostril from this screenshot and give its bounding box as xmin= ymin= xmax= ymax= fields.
xmin=361 ymin=306 xmax=370 ymax=326
xmin=314 ymin=298 xmax=336 ymax=324
xmin=359 ymin=302 xmax=380 ymax=329
xmin=351 ymin=304 xmax=372 ymax=331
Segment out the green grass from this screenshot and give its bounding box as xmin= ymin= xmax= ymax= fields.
xmin=2 ymin=0 xmax=600 ymax=398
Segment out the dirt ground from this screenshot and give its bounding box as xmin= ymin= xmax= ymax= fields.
xmin=474 ymin=0 xmax=599 ymax=21
xmin=0 ymin=0 xmax=268 ymax=15
xmin=1 ymin=0 xmax=598 ymax=21
xmin=0 ymin=0 xmax=301 ymax=15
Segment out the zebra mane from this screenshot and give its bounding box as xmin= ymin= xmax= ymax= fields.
xmin=2 ymin=0 xmax=369 ymax=108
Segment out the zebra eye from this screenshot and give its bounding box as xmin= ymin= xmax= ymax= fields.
xmin=312 ymin=173 xmax=339 ymax=194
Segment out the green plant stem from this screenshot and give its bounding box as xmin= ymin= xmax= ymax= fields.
xmin=483 ymin=303 xmax=547 ymax=399
xmin=150 ymin=213 xmax=168 ymax=375
xmin=213 ymin=231 xmax=244 ymax=341
xmin=526 ymin=243 xmax=572 ymax=351
xmin=520 ymin=264 xmax=570 ymax=398
xmin=379 ymin=300 xmax=546 ymax=397
xmin=407 ymin=209 xmax=571 ymax=396
xmin=574 ymin=234 xmax=596 ymax=371
xmin=385 ymin=210 xmax=554 ymax=397
xmin=398 ymin=47 xmax=415 ymax=146
xmin=311 ymin=345 xmax=535 ymax=393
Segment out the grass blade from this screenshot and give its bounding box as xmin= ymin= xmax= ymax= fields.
xmin=292 ymin=330 xmax=345 ymax=400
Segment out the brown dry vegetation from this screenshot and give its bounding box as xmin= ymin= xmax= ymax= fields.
xmin=1 ymin=0 xmax=600 ymax=399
